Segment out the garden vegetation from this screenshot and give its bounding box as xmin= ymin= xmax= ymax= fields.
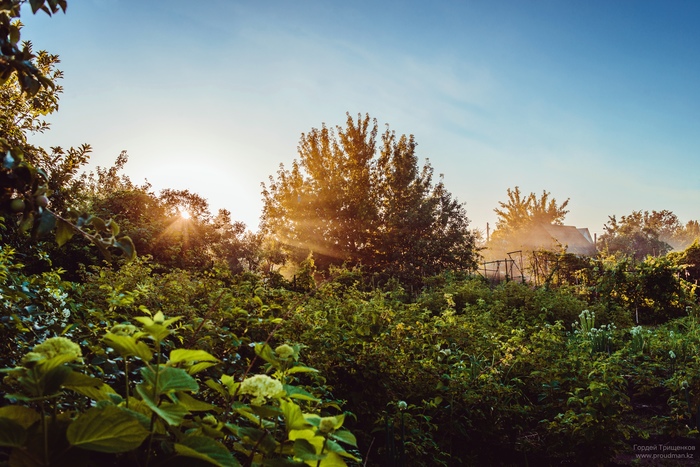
xmin=2 ymin=2 xmax=700 ymax=466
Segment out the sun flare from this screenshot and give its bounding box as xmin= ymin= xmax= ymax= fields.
xmin=179 ymin=210 xmax=191 ymax=220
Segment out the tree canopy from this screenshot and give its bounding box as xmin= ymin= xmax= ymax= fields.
xmin=261 ymin=113 xmax=477 ymax=286
xmin=493 ymin=186 xmax=570 ymax=233
xmin=488 ymin=186 xmax=570 ymax=258
xmin=599 ymin=210 xmax=686 ymax=261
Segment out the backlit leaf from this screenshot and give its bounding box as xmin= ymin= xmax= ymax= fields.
xmin=56 ymin=218 xmax=74 ymax=247
xmin=103 ymin=333 xmax=153 ymax=361
xmin=169 ymin=349 xmax=219 ymax=365
xmin=0 ymin=406 xmax=40 ymax=429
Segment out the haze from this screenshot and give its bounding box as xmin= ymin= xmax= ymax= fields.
xmin=21 ymin=0 xmax=700 ymax=237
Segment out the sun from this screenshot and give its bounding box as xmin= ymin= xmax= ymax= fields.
xmin=179 ymin=209 xmax=191 ymax=220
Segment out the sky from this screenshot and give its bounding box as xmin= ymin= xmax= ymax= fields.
xmin=20 ymin=0 xmax=700 ymax=239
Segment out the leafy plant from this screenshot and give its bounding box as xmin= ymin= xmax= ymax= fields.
xmin=1 ymin=304 xmax=361 ymax=466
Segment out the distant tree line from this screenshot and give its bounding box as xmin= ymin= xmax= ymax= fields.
xmin=1 ymin=1 xmax=699 ymax=291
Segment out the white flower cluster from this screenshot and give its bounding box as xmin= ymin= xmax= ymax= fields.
xmin=21 ymin=336 xmax=82 ymax=366
xmin=275 ymin=344 xmax=295 ymax=360
xmin=239 ymin=374 xmax=284 ymax=406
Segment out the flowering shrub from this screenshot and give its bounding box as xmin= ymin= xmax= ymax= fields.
xmin=1 ymin=301 xmax=360 ymax=466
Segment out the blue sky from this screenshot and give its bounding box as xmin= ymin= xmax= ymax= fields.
xmin=21 ymin=0 xmax=700 ymax=238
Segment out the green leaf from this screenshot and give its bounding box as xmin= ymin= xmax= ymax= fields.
xmin=174 ymin=391 xmax=218 ymax=412
xmin=67 ymin=405 xmax=149 ymax=453
xmin=0 ymin=418 xmax=27 ymax=447
xmin=255 ymin=343 xmax=280 ymax=368
xmin=205 ymin=379 xmax=228 ymax=398
xmin=39 ymin=365 xmax=73 ymax=395
xmin=29 ymin=0 xmax=46 ymax=14
xmin=169 ymin=349 xmax=219 ymax=365
xmin=330 ymin=429 xmax=357 ymax=448
xmin=235 ymin=426 xmax=279 ymax=453
xmin=141 ymin=365 xmax=198 ymax=394
xmin=174 ymin=436 xmax=240 ymax=467
xmin=0 ymin=406 xmax=40 ymax=430
xmin=136 ymin=385 xmax=189 ymax=426
xmin=36 ymin=353 xmax=78 ymax=373
xmin=188 ymin=361 xmax=218 ymax=374
xmin=62 ymin=371 xmax=104 ymax=388
xmin=9 ymin=24 xmax=20 ymax=44
xmin=324 ymin=439 xmax=360 ymax=461
xmin=86 ymin=215 xmax=107 ymax=232
xmin=280 ymin=399 xmax=311 ymax=432
xmin=283 ymin=384 xmax=320 ymax=402
xmin=262 ymin=459 xmax=306 ymax=467
xmin=62 ymin=372 xmax=116 ymax=401
xmin=317 ymin=452 xmax=348 ymax=466
xmin=55 ymin=219 xmax=75 ymax=247
xmin=286 ymin=365 xmax=319 ymax=375
xmin=70 ymin=382 xmax=116 ymax=402
xmin=292 ymin=439 xmax=324 ymax=461
xmin=19 ymin=211 xmax=34 ymax=233
xmin=106 ymin=219 xmax=119 ymax=236
xmin=103 ymin=333 xmax=153 ymax=361
xmin=114 ymin=236 xmax=136 ymax=260
xmin=32 ymin=209 xmax=56 ymax=239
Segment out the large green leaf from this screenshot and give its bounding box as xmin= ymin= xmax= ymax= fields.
xmin=170 ymin=349 xmax=219 ymax=364
xmin=0 ymin=418 xmax=27 ymax=447
xmin=280 ymin=399 xmax=311 ymax=432
xmin=67 ymin=405 xmax=149 ymax=453
xmin=141 ymin=365 xmax=198 ymax=394
xmin=103 ymin=333 xmax=153 ymax=361
xmin=0 ymin=406 xmax=40 ymax=429
xmin=174 ymin=436 xmax=240 ymax=467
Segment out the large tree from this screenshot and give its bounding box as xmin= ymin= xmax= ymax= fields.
xmin=599 ymin=210 xmax=681 ymax=261
xmin=261 ymin=113 xmax=477 ymax=285
xmin=488 ymin=186 xmax=570 ymax=258
xmin=493 ymin=186 xmax=570 ymax=233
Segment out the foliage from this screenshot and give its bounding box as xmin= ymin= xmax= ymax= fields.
xmin=599 ymin=210 xmax=679 ymax=261
xmin=493 ymin=186 xmax=570 ymax=233
xmin=488 ymin=186 xmax=570 ymax=259
xmin=74 ymin=154 xmax=262 ymax=275
xmin=669 ymin=238 xmax=700 ymax=291
xmin=1 ymin=0 xmax=134 ymax=261
xmin=261 ymin=113 xmax=477 ymax=288
xmin=5 ymin=4 xmax=700 ymax=465
xmin=1 ymin=272 xmax=361 ymax=466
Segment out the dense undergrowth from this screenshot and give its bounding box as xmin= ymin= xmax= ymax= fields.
xmin=1 ymin=247 xmax=700 ymax=466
